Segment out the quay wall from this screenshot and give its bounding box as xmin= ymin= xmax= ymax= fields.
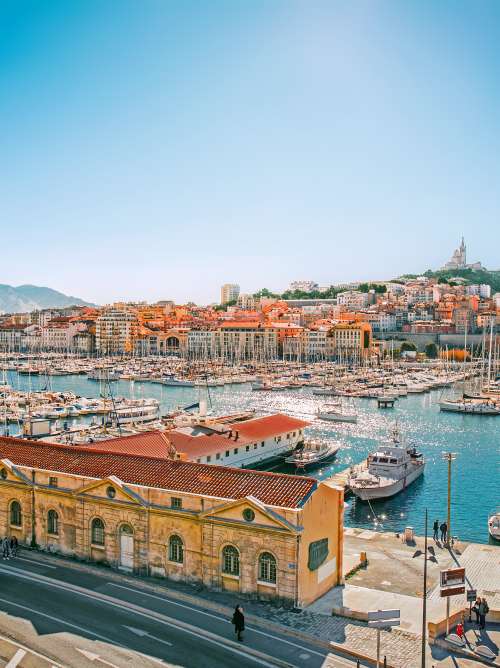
xmin=374 ymin=332 xmax=487 ymax=351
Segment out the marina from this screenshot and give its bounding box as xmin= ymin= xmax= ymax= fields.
xmin=0 ymin=357 xmax=498 ymax=544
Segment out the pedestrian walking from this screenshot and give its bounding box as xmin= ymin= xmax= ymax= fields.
xmin=9 ymin=535 xmax=18 ymax=557
xmin=478 ymin=597 xmax=489 ymax=630
xmin=2 ymin=537 xmax=10 ymax=560
xmin=232 ymin=605 xmax=245 ymax=642
xmin=433 ymin=519 xmax=439 ymax=541
xmin=440 ymin=521 xmax=447 ymax=543
xmin=472 ymin=597 xmax=481 ymax=624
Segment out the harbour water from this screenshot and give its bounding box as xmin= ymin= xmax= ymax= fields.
xmin=2 ymin=371 xmax=498 ymax=544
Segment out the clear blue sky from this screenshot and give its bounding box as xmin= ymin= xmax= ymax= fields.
xmin=1 ymin=1 xmax=499 ymax=304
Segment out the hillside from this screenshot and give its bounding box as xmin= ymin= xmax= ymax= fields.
xmin=401 ymin=268 xmax=500 ymax=293
xmin=0 ymin=284 xmax=94 ymax=314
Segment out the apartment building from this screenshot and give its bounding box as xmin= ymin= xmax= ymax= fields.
xmin=95 ymin=306 xmax=140 ymax=354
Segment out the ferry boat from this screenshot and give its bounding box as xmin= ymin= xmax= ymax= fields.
xmin=285 ymin=440 xmax=340 ymax=469
xmin=348 ymin=426 xmax=425 ymax=500
xmin=488 ymin=513 xmax=500 ymax=541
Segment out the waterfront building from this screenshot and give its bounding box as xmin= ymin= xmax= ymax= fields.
xmin=0 ymin=435 xmax=344 ymax=607
xmin=220 ymin=284 xmax=240 ymax=305
xmin=95 ymin=306 xmax=140 ymax=354
xmin=336 ymin=291 xmax=370 ymax=309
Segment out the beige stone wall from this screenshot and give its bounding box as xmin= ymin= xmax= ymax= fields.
xmin=0 ymin=463 xmax=342 ymax=607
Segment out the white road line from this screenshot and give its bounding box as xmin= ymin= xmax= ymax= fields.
xmin=108 ymin=582 xmax=327 ymax=659
xmin=16 ymin=557 xmax=57 ymax=569
xmin=0 ymin=596 xmax=120 ymax=646
xmin=0 ymin=631 xmax=65 ymax=668
xmin=0 ymin=566 xmax=292 ymax=668
xmin=5 ymin=649 xmax=26 ymax=668
xmin=124 ymin=625 xmax=173 ymax=647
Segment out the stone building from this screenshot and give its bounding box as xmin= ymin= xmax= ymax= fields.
xmin=0 ymin=435 xmax=344 ymax=607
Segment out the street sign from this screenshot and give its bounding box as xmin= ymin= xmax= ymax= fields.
xmin=368 ymin=609 xmax=401 ymax=622
xmin=440 ymin=567 xmax=465 ymax=597
xmin=368 ymin=609 xmax=400 ymax=628
xmin=467 ymin=589 xmax=477 ymax=602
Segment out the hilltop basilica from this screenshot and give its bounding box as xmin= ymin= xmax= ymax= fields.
xmin=441 ymin=237 xmax=483 ymax=271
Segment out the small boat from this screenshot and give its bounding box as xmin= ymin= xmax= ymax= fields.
xmin=488 ymin=513 xmax=500 ymax=541
xmin=439 ymin=399 xmax=500 ymax=415
xmin=162 ymin=375 xmax=194 ymax=387
xmin=285 ymin=440 xmax=340 ymax=469
xmin=317 ymin=401 xmax=357 ymax=423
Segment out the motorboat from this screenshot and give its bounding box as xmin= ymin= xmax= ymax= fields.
xmin=162 ymin=375 xmax=194 ymax=388
xmin=285 ymin=440 xmax=340 ymax=469
xmin=488 ymin=513 xmax=500 ymax=541
xmin=439 ymin=398 xmax=500 ymax=415
xmin=317 ymin=402 xmax=357 ymax=423
xmin=348 ymin=425 xmax=425 ymax=500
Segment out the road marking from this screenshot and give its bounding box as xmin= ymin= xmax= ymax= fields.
xmin=5 ymin=649 xmax=26 ymax=668
xmin=0 ymin=631 xmax=65 ymax=668
xmin=108 ymin=582 xmax=327 ymax=659
xmin=0 ymin=566 xmax=293 ymax=668
xmin=76 ymin=648 xmax=121 ymax=667
xmin=16 ymin=557 xmax=57 ymax=569
xmin=0 ymin=595 xmax=120 ymax=646
xmin=123 ymin=625 xmax=173 ymax=647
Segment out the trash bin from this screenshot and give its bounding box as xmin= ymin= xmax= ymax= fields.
xmin=405 ymin=526 xmax=414 ymax=541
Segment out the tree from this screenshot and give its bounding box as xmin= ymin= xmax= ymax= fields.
xmin=437 ymin=277 xmax=448 ymax=284
xmin=400 ymin=341 xmax=417 ymax=352
xmin=425 ymin=342 xmax=438 ymax=358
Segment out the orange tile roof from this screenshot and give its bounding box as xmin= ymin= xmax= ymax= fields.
xmin=0 ymin=435 xmax=315 ymax=508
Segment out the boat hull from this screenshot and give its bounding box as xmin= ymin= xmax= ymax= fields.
xmin=350 ymin=464 xmax=424 ymax=500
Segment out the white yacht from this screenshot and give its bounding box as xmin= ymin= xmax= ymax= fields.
xmin=348 ymin=426 xmax=425 ymax=500
xmin=285 ymin=440 xmax=340 ymax=469
xmin=488 ymin=513 xmax=500 ymax=541
xmin=109 ymin=399 xmax=160 ymax=425
xmin=317 ymin=402 xmax=357 ymax=423
xmin=439 ymin=398 xmax=500 ymax=415
xmin=162 ymin=375 xmax=194 ymax=388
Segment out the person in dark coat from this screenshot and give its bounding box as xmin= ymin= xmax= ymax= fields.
xmin=232 ymin=605 xmax=245 ymax=641
xmin=9 ymin=535 xmax=18 ymax=557
xmin=433 ymin=519 xmax=439 ymax=541
xmin=440 ymin=522 xmax=448 ymax=543
xmin=478 ymin=598 xmax=489 ymax=630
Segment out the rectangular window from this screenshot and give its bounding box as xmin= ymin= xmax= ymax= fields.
xmin=171 ymin=497 xmax=182 ymax=510
xmin=206 ymin=455 xmax=211 ymax=462
xmin=254 ymin=444 xmax=257 ymax=449
xmin=234 ymin=448 xmax=238 ymax=454
xmin=225 ymin=450 xmax=230 ymax=457
xmin=261 ymin=441 xmax=265 ymax=447
xmin=308 ymin=538 xmax=329 ymax=571
xmin=49 ymin=476 xmax=58 ymax=487
xmin=216 ymin=452 xmax=221 ymax=460
xmin=246 ymin=445 xmax=250 ymax=452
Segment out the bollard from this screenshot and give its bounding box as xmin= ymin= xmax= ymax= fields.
xmin=383 ymin=657 xmax=387 ymax=668
xmin=356 ymin=661 xmax=360 ymax=668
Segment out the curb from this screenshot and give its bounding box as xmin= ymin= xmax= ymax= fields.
xmin=330 ymin=641 xmax=399 ymax=668
xmin=432 ymin=637 xmax=500 ymax=666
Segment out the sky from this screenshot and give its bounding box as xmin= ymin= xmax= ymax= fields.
xmin=1 ymin=1 xmax=499 ymax=305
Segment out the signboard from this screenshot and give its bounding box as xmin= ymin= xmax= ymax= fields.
xmin=467 ymin=589 xmax=477 ymax=602
xmin=440 ymin=568 xmax=466 ymax=597
xmin=368 ymin=609 xmax=400 ymax=629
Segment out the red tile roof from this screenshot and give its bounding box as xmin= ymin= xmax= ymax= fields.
xmin=0 ymin=435 xmax=316 ymax=508
xmin=167 ymin=413 xmax=310 ymax=459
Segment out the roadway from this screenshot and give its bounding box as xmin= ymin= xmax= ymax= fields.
xmin=0 ymin=551 xmax=365 ymax=667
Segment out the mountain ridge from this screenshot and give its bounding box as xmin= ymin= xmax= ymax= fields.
xmin=0 ymin=284 xmax=94 ymax=314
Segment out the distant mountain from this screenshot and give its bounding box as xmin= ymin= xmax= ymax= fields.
xmin=0 ymin=284 xmax=94 ymax=314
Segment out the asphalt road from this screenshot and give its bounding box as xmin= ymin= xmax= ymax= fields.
xmin=0 ymin=552 xmax=363 ymax=668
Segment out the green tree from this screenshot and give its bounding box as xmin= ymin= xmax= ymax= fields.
xmin=425 ymin=343 xmax=439 ymax=358
xmin=400 ymin=341 xmax=417 ymax=352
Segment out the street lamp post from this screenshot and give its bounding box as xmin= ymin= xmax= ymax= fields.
xmin=442 ymin=452 xmax=457 ymax=635
xmin=421 ymin=508 xmax=428 ymax=668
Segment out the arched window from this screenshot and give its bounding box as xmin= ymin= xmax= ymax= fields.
xmin=47 ymin=510 xmax=59 ymax=535
xmin=91 ymin=518 xmax=105 ymax=546
xmin=9 ymin=501 xmax=21 ymax=527
xmin=259 ymin=552 xmax=277 ymax=584
xmin=222 ymin=545 xmax=239 ymax=576
xmin=168 ymin=534 xmax=184 ymax=563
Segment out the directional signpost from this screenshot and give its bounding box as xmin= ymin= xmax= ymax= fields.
xmin=440 ymin=567 xmax=466 ymax=634
xmin=467 ymin=588 xmax=477 ymax=622
xmin=368 ymin=609 xmax=400 ymax=668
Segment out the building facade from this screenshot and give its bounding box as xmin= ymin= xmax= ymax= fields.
xmin=220 ymin=284 xmax=240 ymax=305
xmin=95 ymin=307 xmax=140 ymax=354
xmin=0 ymin=436 xmax=344 ymax=607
